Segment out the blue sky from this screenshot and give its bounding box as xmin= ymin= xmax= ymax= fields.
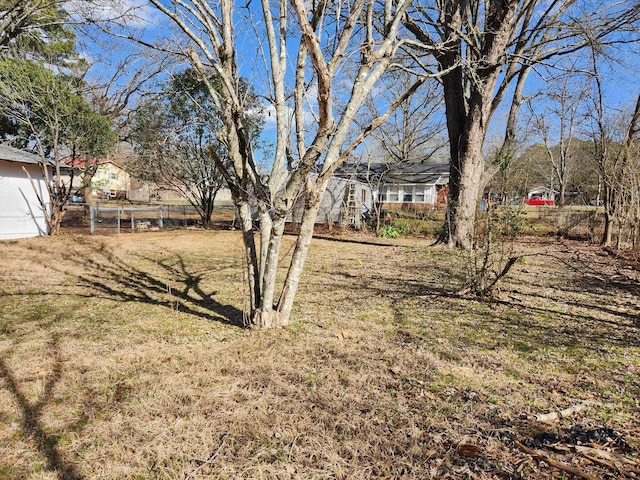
xmin=70 ymin=0 xmax=640 ymax=158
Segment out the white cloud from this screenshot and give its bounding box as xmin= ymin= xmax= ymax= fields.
xmin=64 ymin=0 xmax=159 ymax=28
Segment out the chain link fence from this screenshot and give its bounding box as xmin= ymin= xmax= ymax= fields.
xmin=62 ymin=203 xmax=234 ymax=234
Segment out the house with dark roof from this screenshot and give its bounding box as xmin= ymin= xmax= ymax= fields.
xmin=335 ymin=161 xmax=450 ymax=210
xmin=0 ymin=144 xmax=51 ymax=239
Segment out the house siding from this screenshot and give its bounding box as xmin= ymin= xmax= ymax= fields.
xmin=92 ymin=162 xmax=130 ymax=198
xmin=336 ymin=161 xmax=450 ymax=211
xmin=59 ymin=160 xmax=131 ymax=199
xmin=0 ymin=159 xmax=50 ymax=239
xmin=289 ymin=176 xmax=373 ymax=226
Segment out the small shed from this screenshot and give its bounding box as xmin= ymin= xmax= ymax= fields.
xmin=0 ymin=144 xmax=51 ymax=240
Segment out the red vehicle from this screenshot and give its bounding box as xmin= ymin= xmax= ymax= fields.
xmin=523 ymin=195 xmax=554 ymax=206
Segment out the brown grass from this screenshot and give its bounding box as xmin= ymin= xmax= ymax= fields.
xmin=0 ymin=230 xmax=638 ymax=479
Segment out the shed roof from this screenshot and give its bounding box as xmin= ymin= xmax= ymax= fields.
xmin=0 ymin=144 xmax=45 ymax=166
xmin=335 ymin=161 xmax=449 ymax=185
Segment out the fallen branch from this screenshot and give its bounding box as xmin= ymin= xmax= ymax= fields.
xmin=573 ymin=445 xmax=639 ymax=477
xmin=535 ymin=402 xmax=592 ymax=423
xmin=574 ymin=445 xmax=638 ymax=466
xmin=576 ymin=452 xmax=636 ymax=478
xmin=515 ymin=441 xmax=599 ymax=480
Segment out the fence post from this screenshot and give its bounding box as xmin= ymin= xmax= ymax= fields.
xmin=131 ymin=206 xmax=135 ymax=231
xmin=117 ymin=205 xmax=121 ymax=235
xmin=159 ymin=205 xmax=164 ymax=229
xmin=90 ymin=206 xmax=95 ymax=234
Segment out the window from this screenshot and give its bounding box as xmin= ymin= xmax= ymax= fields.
xmin=403 ymin=187 xmax=413 ymax=203
xmin=109 ymin=172 xmax=118 ymax=180
xmin=361 ymin=189 xmax=367 ymax=203
xmin=388 ymin=187 xmax=399 ymax=202
xmin=414 ymin=187 xmax=425 ymax=202
xmin=426 ymin=187 xmax=436 ymax=204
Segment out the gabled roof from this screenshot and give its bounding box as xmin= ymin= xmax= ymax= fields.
xmin=62 ymin=158 xmax=128 ymax=172
xmin=0 ymin=144 xmax=44 ymax=166
xmin=335 ymin=161 xmax=449 ymax=185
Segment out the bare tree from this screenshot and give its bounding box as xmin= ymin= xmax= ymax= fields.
xmin=126 ymin=0 xmax=420 ymax=328
xmin=585 ymin=47 xmax=640 ymax=247
xmin=361 ymin=70 xmax=446 ymax=166
xmin=528 ymin=72 xmax=587 ymax=207
xmin=82 ymin=52 xmax=170 ymax=135
xmin=404 ymin=0 xmax=640 ymax=248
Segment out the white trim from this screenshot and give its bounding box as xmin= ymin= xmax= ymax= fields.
xmin=376 ymin=183 xmax=438 ymax=204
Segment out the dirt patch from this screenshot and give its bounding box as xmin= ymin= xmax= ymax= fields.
xmin=0 ymin=232 xmax=638 ymax=478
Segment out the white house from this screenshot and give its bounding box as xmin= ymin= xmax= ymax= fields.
xmin=0 ymin=144 xmax=51 ymax=240
xmin=336 ymin=161 xmax=450 ymax=210
xmin=289 ymin=175 xmax=373 ymax=228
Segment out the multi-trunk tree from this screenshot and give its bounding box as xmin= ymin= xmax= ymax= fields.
xmin=138 ymin=0 xmax=420 ymax=328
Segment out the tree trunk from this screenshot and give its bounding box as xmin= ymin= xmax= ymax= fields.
xmin=48 ymin=202 xmax=65 ymax=235
xmin=438 ymin=0 xmax=518 ymax=249
xmin=601 ymin=181 xmax=615 ymax=246
xmin=235 ymin=183 xmax=324 ymax=328
xmin=236 ymin=200 xmax=260 ymax=316
xmin=446 ymin=98 xmax=493 ymax=249
xmin=557 ymin=180 xmax=566 ymax=208
xmin=252 ymin=216 xmax=286 ymax=328
xmin=602 ymin=209 xmax=614 ymax=247
xmin=82 ymin=183 xmax=93 ymax=219
xmin=276 ymin=185 xmax=324 ymax=325
xmin=448 ymin=145 xmax=484 ymax=248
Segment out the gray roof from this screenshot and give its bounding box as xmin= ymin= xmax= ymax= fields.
xmin=0 ymin=144 xmax=45 ymax=166
xmin=335 ymin=161 xmax=449 ymax=185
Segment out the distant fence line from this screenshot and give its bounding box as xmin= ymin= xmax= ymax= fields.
xmin=90 ymin=204 xmax=165 ymax=234
xmin=63 ymin=203 xmax=233 ymax=234
xmin=60 ymin=202 xmax=614 ymax=242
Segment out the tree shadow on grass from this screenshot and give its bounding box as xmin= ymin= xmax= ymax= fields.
xmin=0 ymin=334 xmax=84 ymax=480
xmin=322 ymin=261 xmax=640 ymax=351
xmin=40 ymin=240 xmax=245 ymax=328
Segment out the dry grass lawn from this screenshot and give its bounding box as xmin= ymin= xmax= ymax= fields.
xmin=0 ymin=230 xmax=639 ymax=479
